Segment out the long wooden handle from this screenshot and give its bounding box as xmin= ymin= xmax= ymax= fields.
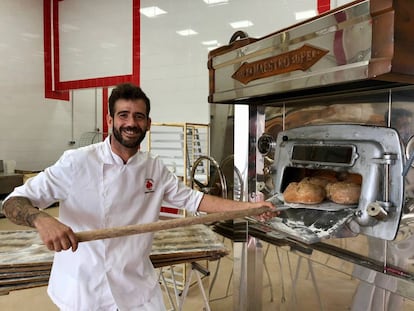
xmin=76 ymin=206 xmax=270 ymax=243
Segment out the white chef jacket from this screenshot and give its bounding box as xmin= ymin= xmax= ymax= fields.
xmin=6 ymin=137 xmax=203 ymax=310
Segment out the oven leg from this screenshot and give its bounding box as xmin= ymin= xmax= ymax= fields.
xmin=232 ymin=234 xmax=264 ymax=311
xmin=233 ymin=241 xmax=247 ymax=310
xmin=247 ymin=236 xmax=263 ymax=311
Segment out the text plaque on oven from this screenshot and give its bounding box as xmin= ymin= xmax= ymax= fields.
xmin=232 ymin=44 xmax=329 ymax=84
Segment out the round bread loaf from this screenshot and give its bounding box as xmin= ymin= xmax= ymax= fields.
xmin=325 ymin=181 xmax=361 ymax=204
xmin=301 ymin=176 xmax=332 ymax=188
xmin=340 ymin=173 xmax=362 ymax=185
xmin=283 ymin=181 xmax=326 ymax=204
xmin=310 ymin=170 xmax=338 ymax=183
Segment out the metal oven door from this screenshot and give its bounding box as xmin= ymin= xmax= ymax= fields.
xmin=263 ymin=124 xmax=404 ymax=243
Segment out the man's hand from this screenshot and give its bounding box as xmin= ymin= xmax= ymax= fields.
xmin=3 ymin=196 xmax=78 ymax=252
xmin=33 ymin=215 xmax=78 ymax=252
xmin=248 ymin=200 xmax=279 ymax=222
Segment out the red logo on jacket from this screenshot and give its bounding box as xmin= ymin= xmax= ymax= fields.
xmin=145 ymin=179 xmax=154 ymax=193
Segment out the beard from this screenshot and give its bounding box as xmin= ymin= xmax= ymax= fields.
xmin=112 ymin=125 xmax=147 ymax=149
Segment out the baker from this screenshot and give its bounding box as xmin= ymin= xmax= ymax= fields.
xmin=1 ymin=83 xmax=275 ymax=311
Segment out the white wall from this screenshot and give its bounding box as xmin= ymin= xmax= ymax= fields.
xmin=332 ymin=0 xmax=357 ymax=8
xmin=140 ymin=0 xmax=315 ymax=124
xmin=0 ymin=0 xmax=70 ymax=171
xmin=0 ymin=0 xmax=319 ymax=171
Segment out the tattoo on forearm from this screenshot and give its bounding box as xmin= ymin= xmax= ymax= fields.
xmin=2 ymin=197 xmax=50 ymax=227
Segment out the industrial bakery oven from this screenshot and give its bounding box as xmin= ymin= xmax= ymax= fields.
xmin=259 ymin=123 xmax=404 ymax=244
xmin=208 ymin=0 xmax=414 ymax=310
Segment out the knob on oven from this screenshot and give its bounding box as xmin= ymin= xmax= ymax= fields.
xmin=367 ymin=201 xmax=389 ymax=221
xmin=257 ymin=133 xmax=276 ymax=155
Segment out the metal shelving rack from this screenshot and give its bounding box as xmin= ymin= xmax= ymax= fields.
xmin=146 ymin=122 xmax=210 ymax=186
xmin=146 ymin=122 xmax=210 ymax=295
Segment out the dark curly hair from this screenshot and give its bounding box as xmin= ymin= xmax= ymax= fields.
xmin=108 ymin=83 xmax=150 ymax=118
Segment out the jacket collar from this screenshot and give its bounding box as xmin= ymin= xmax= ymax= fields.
xmin=102 ymin=135 xmax=141 ymax=165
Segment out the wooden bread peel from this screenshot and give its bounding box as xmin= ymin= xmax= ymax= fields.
xmin=76 ymin=206 xmax=270 ymax=243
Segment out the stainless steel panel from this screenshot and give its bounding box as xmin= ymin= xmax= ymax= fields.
xmin=210 ymin=1 xmax=373 ymax=102
xmin=208 ymin=0 xmax=414 ymax=104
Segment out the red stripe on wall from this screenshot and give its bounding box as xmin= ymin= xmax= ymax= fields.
xmin=52 ymin=0 xmax=61 ymax=91
xmin=54 ymin=0 xmax=141 ymax=90
xmin=317 ymin=0 xmax=330 ymax=14
xmin=44 ymin=0 xmax=141 ymax=98
xmin=43 ymin=0 xmax=69 ymax=100
xmin=58 ymin=75 xmax=134 ymax=91
xmin=132 ymin=0 xmax=141 ymax=85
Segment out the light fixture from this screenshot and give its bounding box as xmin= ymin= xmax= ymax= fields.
xmin=140 ymin=6 xmax=167 ymax=18
xmin=202 ymin=40 xmax=218 ymax=46
xmin=295 ymin=10 xmax=316 ymax=21
xmin=203 ymin=0 xmax=229 ymax=4
xmin=229 ymin=20 xmax=253 ymax=29
xmin=176 ymin=29 xmax=198 ymax=36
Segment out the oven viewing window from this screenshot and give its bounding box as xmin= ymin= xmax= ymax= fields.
xmin=291 ymin=145 xmax=355 ymax=165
